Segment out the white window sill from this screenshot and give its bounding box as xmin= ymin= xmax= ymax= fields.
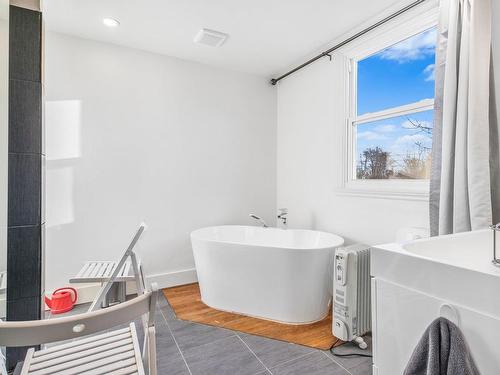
xmin=335 ymin=180 xmax=430 ymax=201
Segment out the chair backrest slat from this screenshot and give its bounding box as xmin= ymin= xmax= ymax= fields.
xmin=0 ymin=288 xmax=155 ymax=347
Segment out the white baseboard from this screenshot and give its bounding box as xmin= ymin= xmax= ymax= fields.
xmin=146 ymin=268 xmax=198 ymax=289
xmin=49 ymin=268 xmax=198 ymax=307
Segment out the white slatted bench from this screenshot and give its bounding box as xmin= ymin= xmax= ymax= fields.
xmin=70 ymin=261 xmax=139 ymax=306
xmin=71 ymin=261 xmax=137 ymax=283
xmin=70 ymin=224 xmax=147 ymax=309
xmin=20 ymin=324 xmax=145 ymax=375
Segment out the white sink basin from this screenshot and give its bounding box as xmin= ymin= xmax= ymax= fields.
xmin=402 ymin=229 xmax=499 ymax=275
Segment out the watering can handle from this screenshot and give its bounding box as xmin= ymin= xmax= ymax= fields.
xmin=53 ymin=287 xmax=78 ymax=304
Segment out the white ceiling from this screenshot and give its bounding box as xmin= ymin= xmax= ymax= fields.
xmin=43 ymin=0 xmax=403 ymax=78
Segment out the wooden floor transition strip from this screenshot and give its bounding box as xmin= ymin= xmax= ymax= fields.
xmin=163 ymin=283 xmax=338 ymax=350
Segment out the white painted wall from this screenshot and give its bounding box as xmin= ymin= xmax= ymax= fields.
xmin=45 ymin=3 xmax=500 ymax=296
xmin=44 ymin=32 xmax=276 ymax=293
xmin=277 ymin=3 xmax=500 ymax=246
xmin=277 ymin=58 xmax=429 ymax=246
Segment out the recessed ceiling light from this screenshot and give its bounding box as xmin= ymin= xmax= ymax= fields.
xmin=103 ymin=18 xmax=120 ymax=27
xmin=194 ymin=28 xmax=229 ymax=47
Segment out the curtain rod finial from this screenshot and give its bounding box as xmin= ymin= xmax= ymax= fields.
xmin=270 ymin=78 xmax=278 ymax=86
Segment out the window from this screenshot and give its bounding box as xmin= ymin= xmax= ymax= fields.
xmin=353 ymin=28 xmax=436 ymax=180
xmin=348 ymin=27 xmax=437 ymax=184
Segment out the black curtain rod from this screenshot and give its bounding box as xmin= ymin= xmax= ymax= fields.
xmin=269 ymin=0 xmax=427 ymax=85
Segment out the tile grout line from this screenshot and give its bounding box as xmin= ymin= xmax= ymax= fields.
xmin=159 ymin=307 xmax=194 ymax=375
xmin=236 ymin=333 xmax=272 ymax=374
xmin=180 ymin=331 xmax=239 ymax=351
xmin=267 ymin=351 xmax=319 ymax=372
xmin=321 ymin=350 xmax=354 ymax=375
xmin=273 ymin=350 xmax=318 ymax=368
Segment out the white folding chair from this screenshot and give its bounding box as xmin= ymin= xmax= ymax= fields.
xmin=70 ymin=224 xmax=147 ymax=310
xmin=0 ymin=284 xmax=158 ymax=375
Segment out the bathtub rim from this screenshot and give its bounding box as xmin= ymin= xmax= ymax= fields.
xmin=190 ymin=225 xmax=345 ymax=251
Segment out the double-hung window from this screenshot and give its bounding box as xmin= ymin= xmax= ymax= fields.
xmin=343 ymin=11 xmax=438 ymax=198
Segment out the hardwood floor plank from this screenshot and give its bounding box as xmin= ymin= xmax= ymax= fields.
xmin=163 ymin=283 xmax=338 ymax=350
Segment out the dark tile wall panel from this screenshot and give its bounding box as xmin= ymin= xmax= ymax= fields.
xmin=8 ymin=6 xmax=41 ymax=82
xmin=6 ymin=5 xmax=43 ymax=370
xmin=6 ymin=295 xmax=41 ymax=322
xmin=6 ymin=296 xmax=41 ymax=369
xmin=7 ymin=153 xmax=41 ymax=226
xmin=9 ymin=79 xmax=42 ymax=153
xmin=6 ymin=226 xmax=42 ymax=300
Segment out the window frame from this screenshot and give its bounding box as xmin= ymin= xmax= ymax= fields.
xmin=338 ymin=4 xmax=439 ymax=201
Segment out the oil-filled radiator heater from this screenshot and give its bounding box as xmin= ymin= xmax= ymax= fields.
xmin=332 ymin=244 xmax=371 ymax=349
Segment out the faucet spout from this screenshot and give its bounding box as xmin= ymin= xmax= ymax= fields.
xmin=249 ymin=214 xmax=268 ymax=228
xmin=490 ymin=223 xmax=500 ymax=267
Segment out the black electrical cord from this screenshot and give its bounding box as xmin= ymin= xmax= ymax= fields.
xmin=329 ymin=338 xmax=373 ymax=358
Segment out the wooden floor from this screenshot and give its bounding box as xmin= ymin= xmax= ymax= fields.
xmin=163 ymin=283 xmax=338 ymax=350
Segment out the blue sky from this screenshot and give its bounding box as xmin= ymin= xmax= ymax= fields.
xmin=355 ymin=28 xmax=436 ymax=172
xmin=357 ymin=28 xmax=436 ymax=115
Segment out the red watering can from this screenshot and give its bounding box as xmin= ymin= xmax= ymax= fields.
xmin=45 ymin=287 xmax=78 ymax=314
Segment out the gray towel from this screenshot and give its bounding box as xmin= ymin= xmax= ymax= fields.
xmin=404 ymin=317 xmax=479 ymax=375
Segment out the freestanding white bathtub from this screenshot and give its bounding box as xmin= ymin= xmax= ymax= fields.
xmin=191 ymin=225 xmax=344 ymax=324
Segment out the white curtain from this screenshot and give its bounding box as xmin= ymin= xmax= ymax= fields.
xmin=430 ymin=0 xmax=499 ymax=235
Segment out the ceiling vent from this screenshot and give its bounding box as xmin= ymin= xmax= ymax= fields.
xmin=193 ymin=28 xmax=229 ymax=47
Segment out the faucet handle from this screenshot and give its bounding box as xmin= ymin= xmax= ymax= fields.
xmin=278 ymin=208 xmax=288 ymax=217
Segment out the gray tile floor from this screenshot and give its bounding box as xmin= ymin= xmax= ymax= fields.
xmin=46 ymin=294 xmax=372 ymax=375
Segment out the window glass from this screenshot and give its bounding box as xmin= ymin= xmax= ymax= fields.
xmin=356 ymin=110 xmax=433 ymax=179
xmin=357 ymin=28 xmax=437 ymax=116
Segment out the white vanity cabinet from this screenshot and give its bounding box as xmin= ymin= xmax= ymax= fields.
xmin=372 ymin=278 xmax=500 ymax=375
xmin=371 ymin=230 xmax=500 ymax=375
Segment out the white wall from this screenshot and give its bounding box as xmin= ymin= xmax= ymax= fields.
xmin=277 ymin=58 xmax=429 ymax=245
xmin=277 ymin=3 xmax=500 ymax=246
xmin=45 ymin=32 xmax=276 ymax=293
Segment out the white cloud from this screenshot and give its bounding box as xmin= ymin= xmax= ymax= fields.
xmin=375 ymin=124 xmax=397 ymax=133
xmin=395 ymin=133 xmax=430 ymax=145
xmin=385 ymin=134 xmax=431 ymax=158
xmin=380 ymin=29 xmax=437 ymax=63
xmin=357 ymin=131 xmax=387 ymax=141
xmin=423 ymin=63 xmax=435 ymax=81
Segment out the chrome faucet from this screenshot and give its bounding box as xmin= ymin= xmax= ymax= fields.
xmin=277 ymin=208 xmax=288 ymax=226
xmin=490 ymin=223 xmax=500 ymax=267
xmin=249 ymin=214 xmax=268 ymax=228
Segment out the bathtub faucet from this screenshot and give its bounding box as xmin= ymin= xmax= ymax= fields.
xmin=277 ymin=208 xmax=288 ymax=226
xmin=490 ymin=223 xmax=500 ymax=267
xmin=249 ymin=214 xmax=268 ymax=228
